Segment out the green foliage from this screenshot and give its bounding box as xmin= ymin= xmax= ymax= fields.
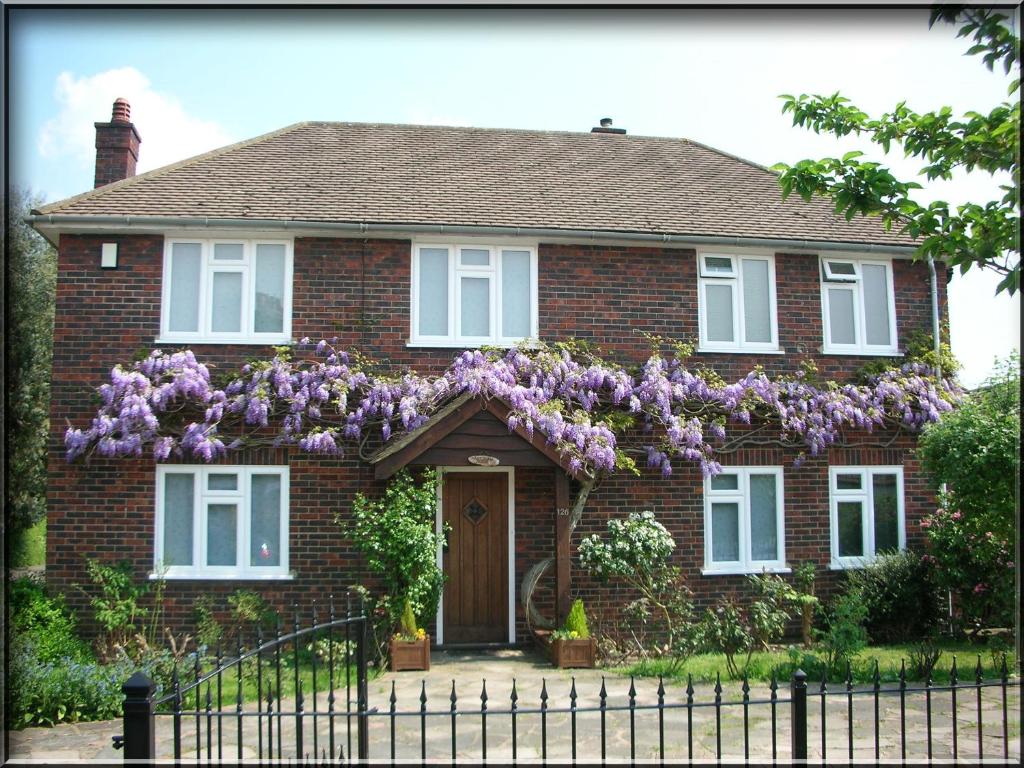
xmin=343 ymin=469 xmax=446 ymax=633
xmin=8 ymin=578 xmax=93 ymax=664
xmin=841 ymin=550 xmax=943 ymax=643
xmin=816 ymin=588 xmax=869 ymax=674
xmin=564 ymin=599 xmax=591 ymax=639
xmin=918 ymin=354 xmax=1018 ymax=629
xmin=772 ymin=9 xmax=1020 ymax=294
xmin=908 ymin=634 xmax=943 ymax=680
xmin=579 ymin=511 xmax=696 ymax=666
xmin=697 ymin=574 xmax=797 ymax=679
xmin=193 ymin=594 xmax=224 ymax=650
xmin=228 ymin=589 xmax=279 ymax=629
xmin=79 ymin=558 xmax=150 ymax=654
xmin=696 ymin=600 xmax=751 ymax=679
xmin=3 ymin=188 xmax=57 ymax=531
xmin=9 ymin=519 xmax=47 ymax=568
xmin=919 ymin=354 xmax=1018 ymax=525
xmin=857 ymin=330 xmax=961 ymax=381
xmin=793 ymin=561 xmax=819 ymax=647
xmin=8 ymin=647 xmax=136 ymax=727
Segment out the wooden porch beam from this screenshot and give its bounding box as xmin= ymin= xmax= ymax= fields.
xmin=555 ymin=471 xmax=572 ymax=624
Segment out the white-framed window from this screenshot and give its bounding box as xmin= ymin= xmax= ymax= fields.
xmin=410 ymin=243 xmax=538 ymax=346
xmin=155 ymin=465 xmax=290 ymax=579
xmin=703 ymin=467 xmax=786 ymax=574
xmin=697 ymin=252 xmax=779 ymax=351
xmin=819 ymin=256 xmax=898 ymax=354
xmin=159 ymin=238 xmax=293 ymax=344
xmin=829 ymin=466 xmax=905 ymax=569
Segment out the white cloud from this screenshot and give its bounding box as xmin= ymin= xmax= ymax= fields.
xmin=38 ymin=67 xmax=234 ymax=175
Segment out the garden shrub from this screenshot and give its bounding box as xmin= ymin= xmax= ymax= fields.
xmin=228 ymin=589 xmax=279 ymax=634
xmin=578 ymin=511 xmax=696 ymax=668
xmin=398 ymin=598 xmax=420 ymax=638
xmin=918 ymin=354 xmax=1018 ymax=630
xmin=343 ymin=469 xmax=446 ymax=634
xmin=193 ymin=594 xmax=224 ymax=650
xmin=842 ymin=549 xmax=942 ymax=643
xmin=697 ymin=574 xmax=797 ymax=679
xmin=79 ymin=558 xmax=150 ymax=656
xmin=816 ymin=587 xmax=869 ymax=674
xmin=908 ymin=634 xmax=943 ymax=680
xmin=793 ymin=562 xmax=819 ymax=647
xmin=8 ymin=577 xmax=92 ymax=664
xmin=565 ymin=599 xmax=591 ymax=639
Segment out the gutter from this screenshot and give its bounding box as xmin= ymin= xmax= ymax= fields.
xmin=25 ymin=214 xmax=921 ymax=256
xmin=928 ymin=256 xmax=943 ymax=380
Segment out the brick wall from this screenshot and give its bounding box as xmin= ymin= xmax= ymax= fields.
xmin=48 ymin=234 xmax=947 ymax=640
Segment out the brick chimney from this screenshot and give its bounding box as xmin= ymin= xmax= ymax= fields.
xmin=94 ymin=98 xmax=141 ymax=188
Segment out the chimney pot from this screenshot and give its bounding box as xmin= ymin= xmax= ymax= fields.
xmin=600 ymin=117 xmax=613 ymax=127
xmin=111 ymin=98 xmax=132 ymax=123
xmin=94 ymin=99 xmax=141 ymax=188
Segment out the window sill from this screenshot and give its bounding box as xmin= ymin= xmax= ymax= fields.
xmin=406 ymin=339 xmax=538 ymax=350
xmin=701 ymin=566 xmax=791 ymax=577
xmin=149 ymin=571 xmax=295 ymax=581
xmin=155 ymin=336 xmax=294 ymax=346
xmin=696 ymin=347 xmax=785 ymax=355
xmin=819 ymin=347 xmax=903 ymax=357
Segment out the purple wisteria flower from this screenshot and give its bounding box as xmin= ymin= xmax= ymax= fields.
xmin=64 ymin=340 xmax=961 ymax=477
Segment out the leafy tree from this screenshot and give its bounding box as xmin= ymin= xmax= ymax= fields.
xmin=918 ymin=354 xmax=1019 ymax=629
xmin=772 ymin=7 xmax=1020 ymax=294
xmin=3 ymin=187 xmax=57 ymax=532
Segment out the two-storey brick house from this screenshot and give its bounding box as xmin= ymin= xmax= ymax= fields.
xmin=31 ymin=102 xmax=947 ymax=644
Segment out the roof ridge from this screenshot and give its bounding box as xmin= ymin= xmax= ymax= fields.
xmin=35 ymin=121 xmax=314 ymax=215
xmin=291 ymin=119 xmax=705 ymax=143
xmin=681 ymin=136 xmax=779 ymax=177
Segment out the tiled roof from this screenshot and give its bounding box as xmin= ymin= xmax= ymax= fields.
xmin=37 ymin=121 xmax=917 ymax=247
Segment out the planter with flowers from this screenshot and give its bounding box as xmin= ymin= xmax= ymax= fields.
xmin=389 ymin=599 xmax=431 ymax=672
xmin=549 ymin=599 xmax=596 ymax=669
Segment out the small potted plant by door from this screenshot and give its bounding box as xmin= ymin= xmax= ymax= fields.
xmin=390 ymin=598 xmax=430 ymax=672
xmin=550 ymin=599 xmax=597 ymax=669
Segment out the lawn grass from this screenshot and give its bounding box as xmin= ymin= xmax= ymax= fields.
xmin=618 ymin=640 xmax=1018 ymax=686
xmin=9 ymin=519 xmax=46 ymax=568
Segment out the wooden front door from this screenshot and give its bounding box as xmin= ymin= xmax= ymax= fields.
xmin=442 ymin=472 xmax=509 ymax=644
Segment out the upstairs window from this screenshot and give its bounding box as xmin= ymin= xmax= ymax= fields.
xmin=829 ymin=466 xmax=905 ymax=568
xmin=703 ymin=467 xmax=786 ymax=573
xmin=160 ymin=238 xmax=293 ymax=343
xmin=411 ymin=244 xmax=537 ymax=346
xmin=155 ymin=466 xmax=289 ymax=579
xmin=697 ymin=253 xmax=778 ymax=351
xmin=820 ymin=256 xmax=897 ymax=354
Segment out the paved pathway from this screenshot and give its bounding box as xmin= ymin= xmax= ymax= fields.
xmin=7 ymin=648 xmax=1021 ymax=763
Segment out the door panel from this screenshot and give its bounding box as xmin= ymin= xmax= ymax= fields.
xmin=442 ymin=472 xmax=508 ymax=644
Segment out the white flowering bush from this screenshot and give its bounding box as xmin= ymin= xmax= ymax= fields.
xmin=578 ymin=511 xmax=696 ymax=666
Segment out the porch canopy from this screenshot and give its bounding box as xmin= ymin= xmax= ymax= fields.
xmin=369 ymin=392 xmax=581 ymax=626
xmin=369 ymin=392 xmax=580 ymax=480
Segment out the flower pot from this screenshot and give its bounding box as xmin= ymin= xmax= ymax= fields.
xmin=550 ymin=637 xmax=597 ymax=669
xmin=389 ymin=636 xmax=431 ymax=672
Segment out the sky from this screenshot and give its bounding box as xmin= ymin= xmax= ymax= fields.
xmin=7 ymin=4 xmax=1020 ymax=387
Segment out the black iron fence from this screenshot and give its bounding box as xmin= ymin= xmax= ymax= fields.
xmin=117 ymin=604 xmax=1021 ymax=763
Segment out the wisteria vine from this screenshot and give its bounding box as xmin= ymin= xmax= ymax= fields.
xmin=65 ymin=338 xmax=961 ymax=479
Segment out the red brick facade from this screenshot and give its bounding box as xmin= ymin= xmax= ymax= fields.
xmin=47 ymin=234 xmax=947 ymax=640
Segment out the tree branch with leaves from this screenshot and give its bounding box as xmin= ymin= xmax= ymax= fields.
xmin=771 ymin=6 xmax=1020 ymax=294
